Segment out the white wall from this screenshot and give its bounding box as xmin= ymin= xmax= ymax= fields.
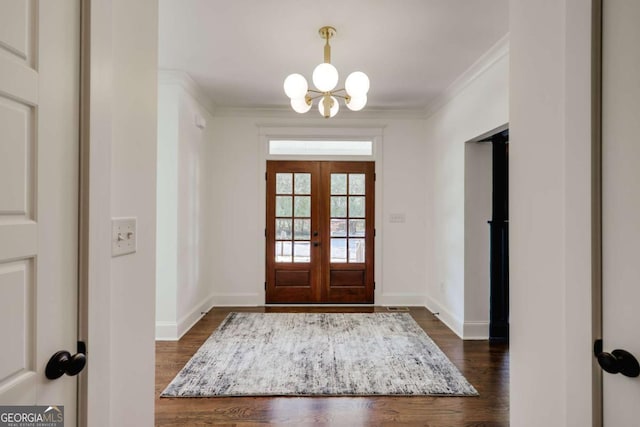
xmin=380 ymin=119 xmax=430 ymax=304
xmin=509 ymin=0 xmax=595 ymax=425
xmin=176 ymin=83 xmax=215 ymax=330
xmin=206 ymin=114 xmax=428 ymax=306
xmin=423 ymin=42 xmax=509 ymax=338
xmin=463 ymin=141 xmax=492 ymax=338
xmin=156 ymin=73 xmax=215 ymax=340
xmin=109 ymin=0 xmax=158 ymax=425
xmin=156 ymin=83 xmax=179 ymax=336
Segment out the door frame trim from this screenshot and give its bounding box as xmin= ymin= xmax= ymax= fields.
xmin=592 ymin=0 xmax=603 ymax=425
xmin=258 ymin=126 xmax=384 ymax=305
xmin=78 ymin=1 xmax=115 ymax=425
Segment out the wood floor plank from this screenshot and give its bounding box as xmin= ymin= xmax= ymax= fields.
xmin=155 ymin=307 xmax=509 ymax=426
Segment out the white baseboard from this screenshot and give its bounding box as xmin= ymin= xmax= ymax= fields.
xmin=176 ymin=294 xmax=217 ymax=340
xmin=212 ymin=293 xmax=263 ymax=306
xmin=462 ymin=321 xmax=489 ymax=340
xmin=157 ymin=293 xmax=487 ymax=341
xmin=424 ymin=296 xmax=490 ymax=340
xmin=424 ymin=296 xmax=464 ymax=339
xmin=155 ymin=293 xmax=216 ymax=341
xmin=376 ymin=293 xmax=428 ymax=306
xmin=155 ymin=321 xmax=178 ymax=341
xmin=209 ymin=292 xmax=428 ymax=307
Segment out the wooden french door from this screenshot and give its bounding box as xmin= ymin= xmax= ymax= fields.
xmin=266 ymin=161 xmax=375 ymax=303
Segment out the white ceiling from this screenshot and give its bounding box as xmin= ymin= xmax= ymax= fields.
xmin=158 ymin=0 xmax=508 ymax=112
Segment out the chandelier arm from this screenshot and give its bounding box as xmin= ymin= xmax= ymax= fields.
xmin=331 ymin=93 xmax=351 ymax=101
xmin=307 ymin=89 xmax=324 ymax=94
xmin=307 ymin=93 xmax=325 ymax=101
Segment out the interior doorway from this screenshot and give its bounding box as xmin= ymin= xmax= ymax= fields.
xmin=464 ymin=127 xmax=509 ymax=341
xmin=487 ymin=130 xmax=509 ymax=343
xmin=265 ymin=161 xmax=375 ymax=304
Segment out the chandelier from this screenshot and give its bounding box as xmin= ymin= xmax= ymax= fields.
xmin=283 ymin=26 xmax=370 ymax=118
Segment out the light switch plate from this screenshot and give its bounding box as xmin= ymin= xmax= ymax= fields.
xmin=112 ymin=217 xmax=137 ymax=257
xmin=389 ymin=213 xmax=406 ymax=223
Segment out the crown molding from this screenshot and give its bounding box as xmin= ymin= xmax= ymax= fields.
xmin=213 ymin=105 xmax=427 ymax=120
xmin=158 ymin=69 xmax=217 ymax=117
xmin=423 ymin=34 xmax=509 ymax=119
xmin=157 ymin=70 xmax=425 ymax=120
xmin=256 ymin=124 xmax=386 ymax=138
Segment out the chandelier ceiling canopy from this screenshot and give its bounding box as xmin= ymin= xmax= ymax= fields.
xmin=283 ymin=26 xmax=370 ymax=118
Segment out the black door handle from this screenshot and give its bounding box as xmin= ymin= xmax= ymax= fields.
xmin=46 ymin=342 xmax=87 ymax=380
xmin=594 ymin=339 xmax=640 ymax=377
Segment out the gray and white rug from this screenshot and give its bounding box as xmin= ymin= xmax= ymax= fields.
xmin=161 ymin=312 xmax=478 ymax=397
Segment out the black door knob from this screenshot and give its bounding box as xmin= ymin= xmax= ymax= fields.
xmin=594 ymin=340 xmax=640 ymax=378
xmin=45 ymin=350 xmax=87 ymax=380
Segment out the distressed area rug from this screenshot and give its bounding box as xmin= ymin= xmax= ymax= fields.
xmin=161 ymin=312 xmax=478 ymax=397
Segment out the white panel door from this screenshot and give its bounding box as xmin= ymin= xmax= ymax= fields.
xmin=601 ymin=0 xmax=640 ymax=425
xmin=0 ymin=0 xmax=80 ymax=422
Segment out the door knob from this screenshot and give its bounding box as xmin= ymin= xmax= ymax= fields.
xmin=46 ymin=343 xmax=87 ymax=380
xmin=594 ymin=339 xmax=640 ymax=377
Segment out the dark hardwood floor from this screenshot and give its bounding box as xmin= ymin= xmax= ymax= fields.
xmin=156 ymin=307 xmax=509 ymax=426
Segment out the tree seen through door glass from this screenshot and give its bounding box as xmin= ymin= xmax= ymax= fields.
xmin=349 ymin=219 xmax=365 ymax=237
xmin=331 ymin=196 xmax=347 ymax=217
xmin=294 ymin=219 xmax=311 ymax=240
xmin=349 ymin=174 xmax=365 ymax=195
xmin=331 ymin=174 xmax=347 ymax=194
xmin=275 ymin=241 xmax=292 ymax=263
xmin=276 ymin=173 xmax=292 ymax=194
xmin=275 ymin=196 xmax=292 ymax=217
xmin=294 ymin=173 xmax=311 ymax=194
xmin=331 ymin=219 xmax=347 ymax=237
xmin=294 ymin=196 xmax=311 ymax=217
xmin=275 ymin=218 xmax=292 ymax=239
xmin=348 ymin=196 xmax=365 ymax=218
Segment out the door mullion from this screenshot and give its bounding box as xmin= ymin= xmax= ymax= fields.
xmin=312 ymin=162 xmax=324 ymax=302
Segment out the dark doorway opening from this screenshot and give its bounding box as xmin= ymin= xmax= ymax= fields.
xmin=485 ymin=130 xmax=509 ymax=343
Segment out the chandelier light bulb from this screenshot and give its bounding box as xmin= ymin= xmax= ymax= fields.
xmin=345 ymin=71 xmax=370 ymax=97
xmin=318 ymin=95 xmax=339 ymax=118
xmin=283 ymin=73 xmax=308 ymax=99
xmin=290 ymin=97 xmax=312 ymax=114
xmin=346 ymin=95 xmax=367 ymax=112
xmin=312 ymin=63 xmax=339 ymax=92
